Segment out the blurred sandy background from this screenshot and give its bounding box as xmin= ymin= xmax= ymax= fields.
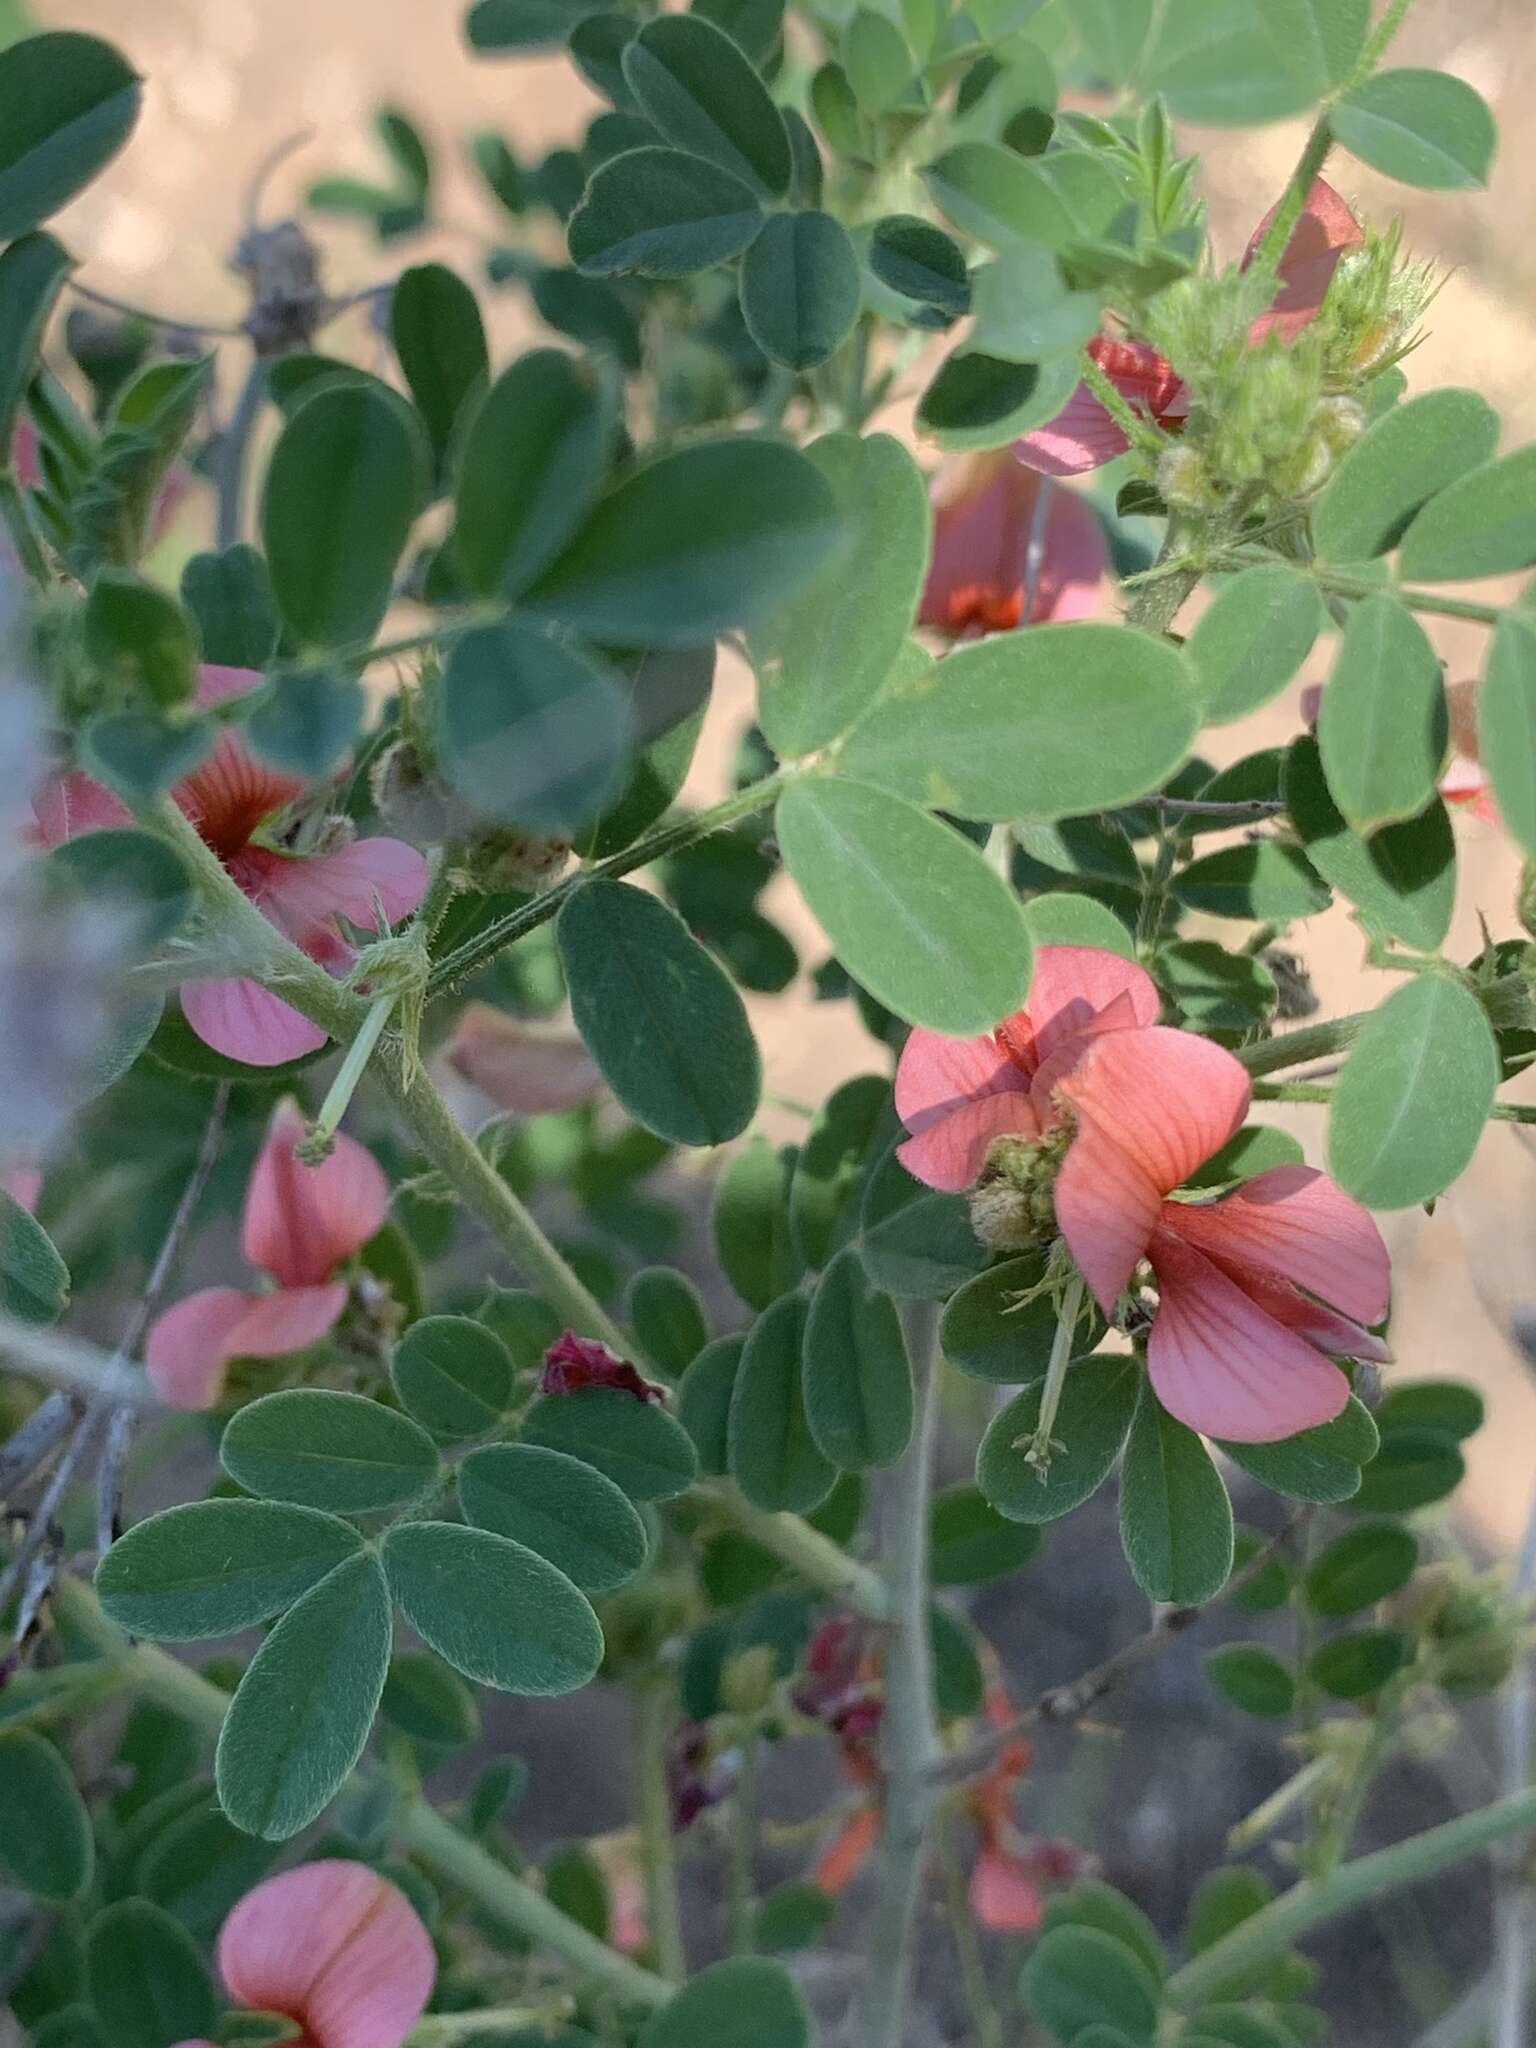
xmin=40 ymin=0 xmax=1536 ymax=1549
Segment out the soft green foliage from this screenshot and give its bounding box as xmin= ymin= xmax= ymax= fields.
xmin=1 ymin=3 xmax=1527 ymax=2041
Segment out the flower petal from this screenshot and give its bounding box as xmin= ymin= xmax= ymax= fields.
xmin=1245 ymin=178 xmax=1365 ymax=343
xmin=447 ymin=1003 xmax=604 ymax=1114
xmin=2 ymin=1166 xmax=41 ymax=1212
xmin=31 ymin=770 xmax=133 ymax=846
xmin=218 ymin=1861 xmax=436 ymax=2048
xmin=243 ymin=1099 xmax=389 ymax=1288
xmin=177 ymin=726 xmax=306 ymax=863
xmin=1014 ymin=381 xmax=1131 ymax=477
xmin=815 ymin=1805 xmax=881 ymax=1894
xmin=180 ymin=978 xmax=330 ymax=1068
xmin=1146 ymin=1225 xmax=1350 ymax=1442
xmin=145 ymin=1288 xmax=260 ymax=1410
xmin=194 ymin=664 xmax=266 ymax=712
xmin=969 ymin=1845 xmax=1045 ymax=1934
xmin=919 ymin=454 xmax=1108 ymax=636
xmin=898 ymin=1089 xmax=1040 ymax=1193
xmin=1053 ymin=1027 xmax=1251 ymax=1311
xmin=1163 ymin=1165 xmax=1389 ymax=1325
xmin=1015 ymin=339 xmax=1187 ymax=477
xmin=260 ymin=837 xmax=430 ymax=939
xmin=1025 ymin=945 xmax=1161 ymax=1067
xmin=145 ymin=1283 xmax=348 ymax=1410
xmin=895 ymin=1027 xmax=1022 ymax=1133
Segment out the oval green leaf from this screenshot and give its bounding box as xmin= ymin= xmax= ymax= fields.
xmin=1313 ymin=388 xmax=1500 ymax=563
xmin=1398 ymin=445 xmax=1536 ymax=583
xmin=930 ymin=1481 xmax=1042 ymax=1585
xmin=568 ymin=145 xmax=764 ymax=277
xmin=1318 ymin=596 xmax=1446 ymax=833
xmin=391 ymin=1313 xmax=514 ymax=1439
xmin=916 ymin=348 xmax=1081 ymax=452
xmin=941 ymin=1251 xmax=1104 ymax=1384
xmin=1479 ymin=614 xmax=1536 ymax=857
xmin=622 ymin=14 xmax=791 ymax=197
xmin=777 ymin=776 xmax=1032 ymax=1034
xmin=220 ymin=1389 xmax=440 ymax=1514
xmin=1118 ymin=1389 xmax=1234 ymax=1604
xmin=752 ymin=434 xmax=931 ymax=757
xmin=0 ymin=32 xmax=142 ymax=241
xmin=0 ymin=1186 xmax=69 ymax=1326
xmin=454 ymin=349 xmax=613 ymax=599
xmin=1204 ymin=1644 xmax=1297 ymax=1720
xmin=0 ymin=1730 xmax=92 ymax=1901
xmin=522 ymin=436 xmax=840 ymax=647
xmin=1284 ymin=737 xmax=1455 ymax=953
xmin=841 ymin=623 xmax=1198 ymax=823
xmin=1308 ymin=1626 xmax=1412 ymax=1700
xmin=677 ymin=1334 xmax=745 ymax=1473
xmin=96 ymin=1498 xmax=364 ymax=1641
xmin=0 ymin=232 xmax=72 ymax=451
xmin=1021 ymin=1924 xmax=1160 ymax=2044
xmin=558 ymin=877 xmax=761 ymax=1146
xmin=802 ymin=1246 xmax=914 ymax=1470
xmin=1188 ymin=565 xmax=1323 ymax=723
xmin=437 ymin=620 xmax=634 ymax=832
xmin=739 ymin=209 xmax=861 ymax=371
xmin=260 ymin=381 xmax=428 ymax=648
xmin=84 ymin=1899 xmax=217 ymax=2048
xmin=1305 ymin=1519 xmax=1419 ymax=1617
xmin=215 ymin=1550 xmax=392 ymax=1840
xmin=629 ymin=1266 xmax=710 ymax=1378
xmin=390 ymin=261 xmax=489 ymax=471
xmin=1333 ymin=68 xmax=1496 ymax=190
xmin=729 ymin=1290 xmax=836 ymax=1512
xmin=384 ymin=1519 xmax=603 ymax=1694
xmin=521 ymin=1385 xmax=700 ymax=1501
xmin=977 ymin=1354 xmax=1140 ymax=1525
xmin=641 ymin=1956 xmax=812 ymax=2048
xmin=1220 ymin=1397 xmax=1378 ymax=1504
xmin=1328 ymin=973 xmax=1499 ymax=1208
xmin=459 ymin=1441 xmax=648 ymax=1591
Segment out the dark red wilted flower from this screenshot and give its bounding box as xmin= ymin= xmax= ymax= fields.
xmin=540 ymin=1330 xmax=666 ymax=1405
xmin=667 ymin=1721 xmax=739 ymax=1831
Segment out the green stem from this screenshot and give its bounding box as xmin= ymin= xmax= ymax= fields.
xmin=1125 ymin=523 xmax=1199 ymax=640
xmin=1237 ymin=970 xmax=1534 ymax=1079
xmin=634 ymin=1673 xmax=687 ymax=1983
xmin=937 ymin=1798 xmax=1003 ymax=2048
xmin=1165 ymin=1788 xmax=1536 ymax=2012
xmin=857 ymin=1300 xmax=943 ymax=2048
xmin=1082 ymin=350 xmax=1166 ymax=460
xmin=1245 ymin=117 xmax=1334 ymax=290
xmin=55 ymin=1580 xmax=676 ymax=2010
xmin=307 ymin=989 xmax=395 ymax=1153
xmin=1312 ymin=568 xmax=1504 ymax=628
xmin=728 ymin=1735 xmax=759 ymax=1956
xmin=1019 ymin=1273 xmax=1085 ymax=1474
xmin=426 ymin=768 xmax=799 ymax=998
xmin=407 ymin=2005 xmax=573 ymax=2045
xmin=1355 ymin=0 xmax=1419 ymax=81
xmin=145 ymin=798 xmax=888 ymax=1620
xmin=398 ymin=1800 xmax=673 ymax=2009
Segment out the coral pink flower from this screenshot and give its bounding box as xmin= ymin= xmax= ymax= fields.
xmin=895 ymin=945 xmax=1390 ymax=1441
xmin=145 ymin=1099 xmax=388 ymax=1409
xmin=445 ymin=1003 xmax=603 ymax=1113
xmin=1015 ymin=181 xmax=1365 ymax=477
xmin=919 ymin=452 xmax=1107 ymax=638
xmin=33 ymin=665 xmax=427 ymax=1066
xmin=540 ymin=1330 xmax=666 ymax=1404
xmin=194 ymin=1861 xmax=435 ymax=2048
xmin=1 ymin=1165 xmax=41 ymax=1212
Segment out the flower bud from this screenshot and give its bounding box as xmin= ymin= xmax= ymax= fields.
xmin=1155 ymin=444 xmax=1211 ymax=513
xmin=720 ymin=1645 xmax=777 ymax=1716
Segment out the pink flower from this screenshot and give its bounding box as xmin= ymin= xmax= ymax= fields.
xmin=918 ymin=452 xmax=1107 ymax=639
xmin=144 ymin=1098 xmax=388 ymax=1409
xmin=445 ymin=1003 xmax=603 ymax=1114
xmin=33 ymin=665 xmax=428 ymax=1066
xmin=540 ymin=1330 xmax=666 ymax=1404
xmin=1 ymin=1165 xmax=41 ymax=1212
xmin=895 ymin=945 xmax=1391 ymax=1441
xmin=1015 ymin=181 xmax=1365 ymax=477
xmin=192 ymin=1861 xmax=435 ymax=2048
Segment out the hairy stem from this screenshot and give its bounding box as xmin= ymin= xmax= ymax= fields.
xmin=1237 ymin=970 xmax=1534 ymax=1079
xmin=147 ymin=797 xmax=889 ymax=1616
xmin=1165 ymin=1789 xmax=1536 ymax=2012
xmin=54 ymin=1579 xmax=674 ymax=2009
xmin=426 ymin=768 xmax=799 ymax=998
xmin=216 ymin=357 xmax=268 ymax=550
xmin=858 ymin=1300 xmax=943 ymax=2048
xmin=634 ymin=1672 xmax=687 ymax=1982
xmin=1245 ymin=116 xmax=1334 ymax=289
xmin=937 ymin=1797 xmax=1003 ymax=2048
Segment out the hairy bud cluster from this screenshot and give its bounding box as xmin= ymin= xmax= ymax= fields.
xmin=968 ymin=1125 xmax=1074 ymax=1253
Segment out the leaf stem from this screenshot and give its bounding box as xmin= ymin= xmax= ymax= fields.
xmin=857 ymin=1300 xmax=943 ymax=2048
xmin=1164 ymin=1788 xmax=1536 ymax=2012
xmin=52 ymin=1578 xmax=675 ymax=2010
xmin=1245 ymin=116 xmax=1334 ymax=291
xmin=425 ymin=767 xmax=800 ymax=998
xmin=634 ymin=1671 xmax=688 ymax=1982
xmin=1018 ymin=1273 xmax=1085 ymax=1474
xmin=145 ymin=796 xmax=890 ymax=1618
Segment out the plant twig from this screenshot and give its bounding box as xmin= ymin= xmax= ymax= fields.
xmin=215 ymin=358 xmax=268 ymax=550
xmin=857 ymin=1301 xmax=943 ymax=2048
xmin=65 ymin=275 xmax=245 ymax=336
xmin=634 ymin=1672 xmax=687 ymax=1982
xmin=932 ymin=1512 xmax=1308 ymax=1788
